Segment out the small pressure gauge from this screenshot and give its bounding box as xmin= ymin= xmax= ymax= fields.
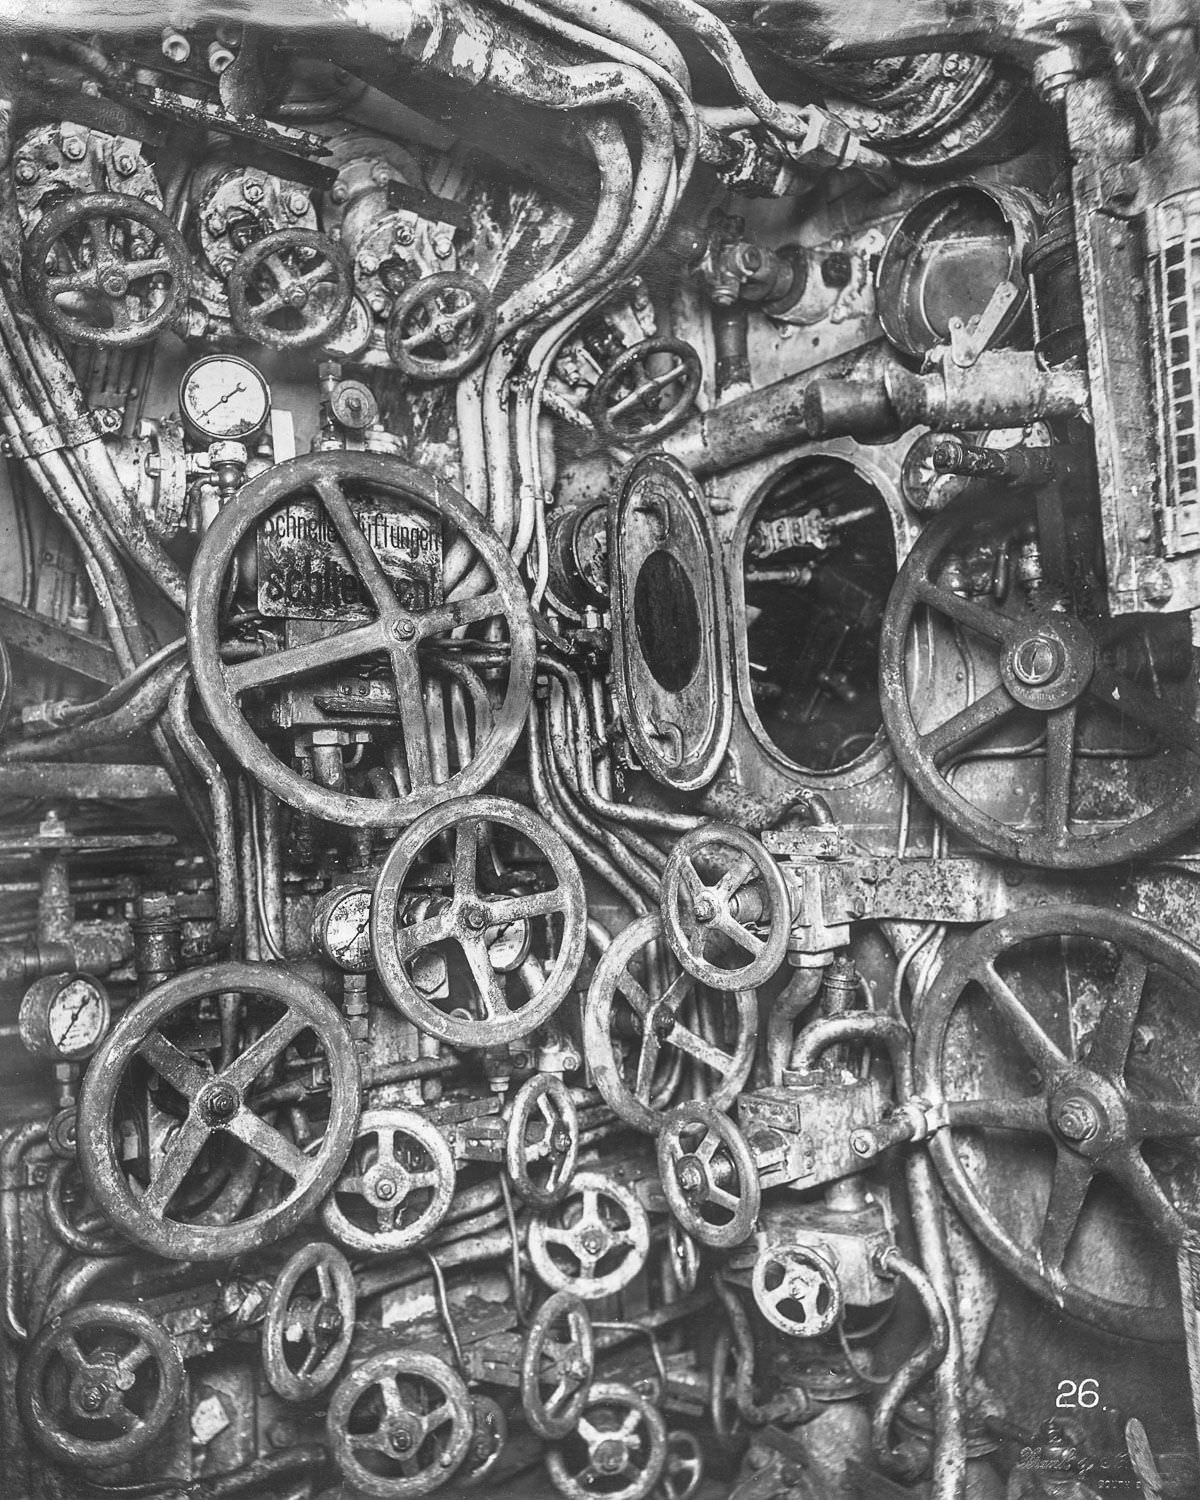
xmin=180 ymin=355 xmax=271 ymax=443
xmin=312 ymin=884 xmax=375 ymax=973
xmin=19 ymin=973 xmax=111 ymax=1062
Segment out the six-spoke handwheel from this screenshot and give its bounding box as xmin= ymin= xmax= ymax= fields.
xmin=916 ymin=904 xmax=1200 ymax=1340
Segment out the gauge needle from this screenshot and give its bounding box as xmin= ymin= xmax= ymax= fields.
xmin=198 ymin=382 xmax=247 ymax=420
xmin=58 ymin=993 xmax=91 ymax=1046
xmin=337 ymin=913 xmax=371 ymax=957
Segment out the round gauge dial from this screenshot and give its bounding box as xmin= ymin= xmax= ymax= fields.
xmin=19 ymin=973 xmax=111 ymax=1062
xmin=312 ymin=884 xmax=374 ymax=973
xmin=180 ymin=355 xmax=271 ymax=442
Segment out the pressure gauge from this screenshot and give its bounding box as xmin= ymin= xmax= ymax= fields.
xmin=19 ymin=973 xmax=111 ymax=1062
xmin=180 ymin=355 xmax=271 ymax=443
xmin=312 ymin=884 xmax=374 ymax=973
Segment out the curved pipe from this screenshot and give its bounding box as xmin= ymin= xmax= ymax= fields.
xmin=871 ymin=1245 xmax=952 ymax=1478
xmin=1 ymin=1120 xmax=46 ymax=1342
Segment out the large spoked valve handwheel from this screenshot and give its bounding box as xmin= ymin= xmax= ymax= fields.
xmin=587 ymin=336 xmax=701 ymax=446
xmin=584 ymin=913 xmax=758 ymax=1134
xmin=188 ymin=453 xmax=536 ymax=829
xmin=529 ymin=1171 xmax=651 ymax=1302
xmin=373 ymin=795 xmax=586 ymax=1048
xmin=657 ymin=1102 xmax=761 ymax=1250
xmin=386 ymin=271 xmax=497 ymax=380
xmin=326 ymin=1349 xmax=473 ymax=1499
xmin=18 ymin=1301 xmax=184 ymax=1470
xmin=521 ymin=1289 xmax=596 ymax=1439
xmin=506 ymin=1074 xmax=580 ymax=1207
xmin=880 ymin=489 xmax=1200 ymax=867
xmin=322 ymin=1108 xmax=456 ymax=1254
xmin=24 ymin=191 xmax=190 ymax=348
xmin=228 ymin=228 xmax=353 ymax=350
xmin=77 ymin=962 xmax=360 ymax=1262
xmin=546 ymin=1381 xmax=668 ymax=1500
xmin=661 ymin=824 xmax=791 ymax=992
xmin=262 ymin=1242 xmax=356 ymax=1402
xmin=915 ymin=904 xmax=1200 ymax=1341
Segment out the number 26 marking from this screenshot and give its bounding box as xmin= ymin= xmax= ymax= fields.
xmin=1057 ymin=1378 xmax=1100 ymax=1408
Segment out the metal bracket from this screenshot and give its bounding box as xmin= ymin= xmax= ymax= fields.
xmin=0 ymin=409 xmax=120 ymax=460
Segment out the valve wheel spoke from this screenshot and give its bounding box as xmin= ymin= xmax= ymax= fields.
xmin=913 ymin=577 xmax=1013 ymax=645
xmin=225 ymin=621 xmax=388 ymax=693
xmin=1039 ymin=1149 xmax=1094 ymax=1268
xmin=920 ymin=683 xmax=1016 ymax=764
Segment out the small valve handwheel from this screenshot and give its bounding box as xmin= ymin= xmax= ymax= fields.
xmin=17 ymin=1301 xmax=183 ymax=1470
xmin=521 ymin=1289 xmax=596 ymax=1439
xmin=657 ymin=1102 xmax=760 ymax=1250
xmin=326 ymin=1349 xmax=473 ymax=1499
xmin=528 ymin=1171 xmax=651 ymax=1302
xmin=228 ymin=228 xmax=353 ymax=350
xmin=584 ymin=913 xmax=758 ymax=1133
xmin=506 ymin=1074 xmax=580 ymax=1207
xmin=24 ymin=191 xmax=189 ymax=349
xmin=588 ymin=336 xmax=701 ymax=446
xmin=751 ymin=1242 xmax=844 ymax=1338
xmin=262 ymin=1242 xmax=356 ymax=1402
xmin=657 ymin=1430 xmax=704 ymax=1500
xmin=323 ymin=1108 xmax=456 ymax=1255
xmin=546 ymin=1381 xmax=668 ymax=1500
xmin=460 ymin=1395 xmax=507 ymax=1487
xmin=373 ymin=796 xmax=587 ymax=1048
xmin=77 ymin=962 xmax=360 ymax=1262
xmin=188 ymin=452 xmax=536 ymax=830
xmin=386 ymin=271 xmax=496 ymax=380
xmin=661 ymin=824 xmax=791 ymax=992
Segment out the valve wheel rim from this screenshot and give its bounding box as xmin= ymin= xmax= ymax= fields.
xmin=915 ymin=902 xmax=1200 ymax=1341
xmin=372 ymin=795 xmax=586 ymax=1047
xmin=17 ymin=1301 xmax=183 ymax=1468
xmin=528 ymin=1171 xmax=651 ymax=1301
xmin=506 ymin=1074 xmax=580 ymax=1206
xmin=24 ymin=191 xmax=190 ymax=348
xmin=77 ymin=962 xmax=360 ymax=1262
xmin=661 ymin=824 xmax=791 ymax=992
xmin=187 ymin=453 xmax=536 ymax=829
xmin=585 ymin=912 xmax=758 ymax=1133
xmin=521 ymin=1289 xmax=596 ymax=1438
xmin=880 ymin=489 xmax=1200 ymax=868
xmin=322 ymin=1108 xmax=456 ymax=1254
xmin=263 ymin=1242 xmax=356 ymax=1401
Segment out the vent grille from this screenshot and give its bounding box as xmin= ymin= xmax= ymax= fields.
xmin=1151 ymin=193 xmax=1200 ymax=554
